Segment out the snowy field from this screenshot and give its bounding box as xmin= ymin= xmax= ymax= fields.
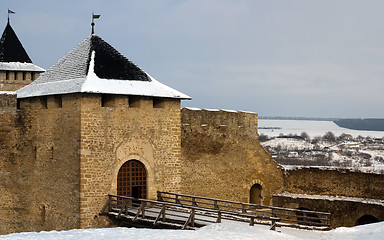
xmin=1 ymin=222 xmax=383 ymax=240
xmin=259 ymin=119 xmax=384 ymax=138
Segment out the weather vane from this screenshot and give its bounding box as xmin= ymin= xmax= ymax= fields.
xmin=91 ymin=12 xmax=100 ymax=34
xmin=8 ymin=9 xmax=15 ymax=23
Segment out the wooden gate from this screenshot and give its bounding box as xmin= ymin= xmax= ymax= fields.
xmin=117 ymin=160 xmax=147 ymax=198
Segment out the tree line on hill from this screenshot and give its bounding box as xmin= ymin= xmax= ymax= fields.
xmin=259 ymin=131 xmax=373 ymax=144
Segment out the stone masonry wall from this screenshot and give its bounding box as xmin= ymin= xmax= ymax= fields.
xmin=283 ymin=168 xmax=384 ymax=199
xmin=79 ymin=94 xmax=182 ymax=228
xmin=273 ymin=194 xmax=384 ymax=228
xmin=180 ymin=108 xmax=284 ymax=205
xmin=0 ymin=93 xmax=21 ymax=234
xmin=0 ymin=93 xmax=81 ymax=235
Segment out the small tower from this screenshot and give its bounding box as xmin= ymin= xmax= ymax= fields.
xmin=0 ymin=20 xmax=44 ymax=91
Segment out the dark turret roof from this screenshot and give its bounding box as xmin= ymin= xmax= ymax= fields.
xmin=17 ymin=34 xmax=190 ymax=99
xmin=0 ymin=21 xmax=32 ymax=63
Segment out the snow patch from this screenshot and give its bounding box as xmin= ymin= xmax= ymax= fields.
xmin=2 ymin=222 xmax=384 ymax=240
xmin=0 ymin=62 xmax=45 ymax=72
xmin=276 ymin=192 xmax=384 ymax=206
xmin=0 ymin=91 xmax=16 ymax=95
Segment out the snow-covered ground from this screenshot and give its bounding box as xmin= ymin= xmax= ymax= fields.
xmin=262 ymin=138 xmax=314 ymax=151
xmin=260 ymin=136 xmax=384 ymax=173
xmin=1 ymin=222 xmax=383 ymax=240
xmin=259 ymin=119 xmax=384 ymax=138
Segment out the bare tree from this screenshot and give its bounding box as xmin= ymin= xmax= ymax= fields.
xmin=300 ymin=132 xmax=311 ymax=142
xmin=312 ymin=136 xmax=322 ymax=144
xmin=323 ymin=131 xmax=337 ymax=143
xmin=259 ymin=134 xmax=269 ymax=142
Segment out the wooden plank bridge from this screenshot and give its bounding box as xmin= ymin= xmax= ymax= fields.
xmin=100 ymin=191 xmax=331 ymax=230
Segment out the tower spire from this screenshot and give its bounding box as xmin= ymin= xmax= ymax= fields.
xmin=91 ymin=13 xmax=100 ymax=34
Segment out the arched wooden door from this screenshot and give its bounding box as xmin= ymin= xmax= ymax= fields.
xmin=250 ymin=184 xmax=263 ymax=205
xmin=117 ymin=160 xmax=147 ymax=199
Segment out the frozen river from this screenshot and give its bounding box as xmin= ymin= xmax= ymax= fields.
xmin=258 ymin=119 xmax=384 ymax=138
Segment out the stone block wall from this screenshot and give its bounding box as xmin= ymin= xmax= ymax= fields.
xmin=273 ymin=194 xmax=384 ymax=228
xmin=78 ymin=94 xmax=182 ymax=228
xmin=0 ymin=93 xmax=21 ymax=234
xmin=180 ymin=108 xmax=284 ymax=205
xmin=0 ymin=93 xmax=81 ymax=235
xmin=283 ymin=168 xmax=384 ymax=199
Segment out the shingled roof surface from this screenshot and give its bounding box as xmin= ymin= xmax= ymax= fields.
xmin=17 ymin=34 xmax=190 ymax=99
xmin=0 ymin=21 xmax=32 ymax=63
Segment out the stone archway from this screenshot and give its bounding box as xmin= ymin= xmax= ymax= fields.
xmin=250 ymin=184 xmax=263 ymax=205
xmin=117 ymin=160 xmax=147 ymax=198
xmin=356 ymin=215 xmax=379 ymax=226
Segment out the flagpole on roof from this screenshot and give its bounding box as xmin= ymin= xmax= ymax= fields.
xmin=91 ymin=12 xmax=101 ymax=34
xmin=8 ymin=9 xmax=15 ymax=23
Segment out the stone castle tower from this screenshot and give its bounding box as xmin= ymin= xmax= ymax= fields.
xmin=0 ymin=19 xmax=44 ymax=91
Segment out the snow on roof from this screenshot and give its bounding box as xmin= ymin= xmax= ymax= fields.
xmin=17 ymin=35 xmax=191 ymax=100
xmin=239 ymin=110 xmax=257 ymax=114
xmin=282 ymin=165 xmax=384 ymax=174
xmin=182 ymin=108 xmax=257 ymax=115
xmin=0 ymin=62 xmax=45 ymax=72
xmin=183 ymin=107 xmax=201 ymax=111
xmin=275 ymin=192 xmax=384 ymax=206
xmin=0 ymin=91 xmax=16 ymax=95
xmin=221 ymin=109 xmax=238 ymax=113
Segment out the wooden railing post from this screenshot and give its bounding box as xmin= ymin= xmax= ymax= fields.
xmin=157 ymin=191 xmax=163 ymax=201
xmin=176 ymin=195 xmax=181 ymax=204
xmin=214 ymin=200 xmax=219 ymax=209
xmin=250 ymin=217 xmax=254 ymax=226
xmin=242 ymin=204 xmax=246 ymax=213
xmin=154 ymin=205 xmax=166 ymax=225
xmin=183 ymin=208 xmax=195 ymax=229
xmin=192 ymin=197 xmax=198 ymax=206
xmin=125 ymin=199 xmax=129 ymax=215
xmin=191 ymin=208 xmax=195 ymax=227
xmin=134 ymin=201 xmax=146 ymax=221
xmin=216 ymin=211 xmax=222 ymax=223
xmin=142 ymin=201 xmax=146 ymax=219
xmin=270 ymin=218 xmax=277 ymax=231
xmin=100 ymin=195 xmax=112 ymax=215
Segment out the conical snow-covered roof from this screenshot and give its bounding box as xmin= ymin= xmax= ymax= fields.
xmin=17 ymin=34 xmax=190 ymax=99
xmin=0 ymin=21 xmax=44 ymax=72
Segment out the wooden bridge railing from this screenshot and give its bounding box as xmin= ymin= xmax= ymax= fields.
xmin=157 ymin=191 xmax=331 ymax=229
xmin=101 ymin=194 xmax=280 ymax=230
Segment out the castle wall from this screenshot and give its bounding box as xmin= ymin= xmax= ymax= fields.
xmin=273 ymin=194 xmax=384 ymax=228
xmin=272 ymin=167 xmax=384 ymax=228
xmin=78 ymin=94 xmax=182 ymax=228
xmin=283 ymin=168 xmax=384 ymax=199
xmin=0 ymin=93 xmax=81 ymax=234
xmin=180 ymin=108 xmax=284 ymax=205
xmin=0 ymin=92 xmax=21 ymax=234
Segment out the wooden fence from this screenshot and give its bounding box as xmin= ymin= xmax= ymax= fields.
xmin=157 ymin=191 xmax=331 ymax=229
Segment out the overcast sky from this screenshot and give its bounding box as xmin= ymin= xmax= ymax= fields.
xmin=2 ymin=0 xmax=384 ymax=118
